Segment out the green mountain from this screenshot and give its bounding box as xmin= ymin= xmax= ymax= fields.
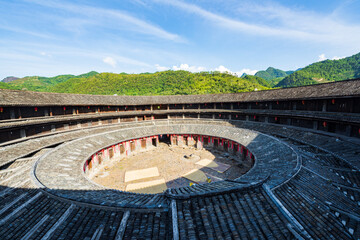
xmin=1 ymin=76 xmax=19 ymax=83
xmin=49 ymin=71 xmax=269 ymax=95
xmin=2 ymin=51 xmax=359 ymax=94
xmin=255 ymin=67 xmax=289 ymax=81
xmin=241 ymin=75 xmax=271 ymax=88
xmin=6 ymin=71 xmax=98 ymax=91
xmin=276 ymin=52 xmax=360 ymax=88
xmin=0 ymin=82 xmax=17 ymax=90
xmin=254 ymin=67 xmax=295 ymax=87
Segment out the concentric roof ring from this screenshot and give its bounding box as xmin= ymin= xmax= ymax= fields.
xmin=32 ymin=121 xmax=299 ymax=209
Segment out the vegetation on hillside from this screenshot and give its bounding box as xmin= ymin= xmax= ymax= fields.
xmin=254 ymin=67 xmax=295 ymax=87
xmin=6 ymin=71 xmax=98 ymax=91
xmin=49 ymin=71 xmax=269 ymax=95
xmin=276 ymin=52 xmax=360 ymax=87
xmin=1 ymin=51 xmax=359 ymax=94
xmin=255 ymin=67 xmax=290 ymax=81
xmin=241 ymin=75 xmax=271 ymax=88
xmin=0 ymin=82 xmax=17 ymax=90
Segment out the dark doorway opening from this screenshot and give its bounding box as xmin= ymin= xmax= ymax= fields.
xmin=159 ymin=135 xmax=171 ymax=145
xmin=214 ymin=139 xmax=219 ymax=148
xmin=109 ymin=148 xmax=114 ymax=159
xmin=203 ymin=137 xmax=209 ymax=146
xmin=120 ymin=144 xmax=125 ymax=154
xmin=183 ymin=136 xmax=188 ymax=146
xmin=152 ymin=138 xmax=157 ymax=147
xmin=233 ymin=144 xmax=238 ymax=155
xmin=192 ymin=136 xmax=198 ymax=147
xmin=224 ymin=141 xmax=229 ymax=151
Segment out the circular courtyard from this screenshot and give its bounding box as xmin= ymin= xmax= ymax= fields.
xmin=90 ymin=142 xmax=254 ymax=194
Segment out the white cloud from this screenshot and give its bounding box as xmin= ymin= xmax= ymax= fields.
xmin=40 ymin=52 xmax=52 ymax=57
xmin=0 ymin=25 xmax=53 ymax=39
xmin=172 ymin=64 xmax=206 ymax=72
xmin=318 ymin=54 xmax=345 ymax=61
xmin=215 ymin=65 xmax=231 ymax=73
xmin=332 ymin=56 xmax=345 ymax=60
xmin=154 ymin=63 xmax=257 ymax=77
xmin=318 ymin=54 xmax=327 ymax=61
xmin=155 ymin=0 xmax=360 ymax=46
xmin=155 ymin=64 xmax=169 ymax=71
xmin=235 ymin=69 xmax=258 ymax=76
xmin=103 ymin=57 xmax=117 ymax=68
xmin=215 ymin=65 xmax=257 ymax=76
xmin=26 ymin=0 xmax=183 ymax=42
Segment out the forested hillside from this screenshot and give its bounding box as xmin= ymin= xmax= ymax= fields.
xmin=5 ymin=71 xmax=98 ymax=91
xmin=255 ymin=67 xmax=294 ymax=87
xmin=1 ymin=51 xmax=359 ymax=95
xmin=255 ymin=67 xmax=293 ymax=80
xmin=276 ymin=52 xmax=360 ymax=87
xmin=50 ymin=71 xmax=269 ymax=95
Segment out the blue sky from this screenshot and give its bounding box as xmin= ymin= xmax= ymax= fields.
xmin=1 ymin=0 xmax=360 ymax=79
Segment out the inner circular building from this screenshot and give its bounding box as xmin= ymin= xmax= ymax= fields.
xmin=0 ymin=79 xmax=359 ymax=239
xmin=85 ymin=134 xmax=255 ymax=194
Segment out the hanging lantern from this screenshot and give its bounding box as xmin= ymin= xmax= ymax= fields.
xmin=88 ymin=106 xmax=90 ymax=109
xmin=219 ymin=114 xmax=221 ymax=117
xmin=276 ymin=101 xmax=279 ymax=105
xmin=108 ymin=106 xmax=110 ymax=109
xmin=302 ymin=100 xmax=305 ymax=105
xmin=323 ymin=121 xmax=327 ymax=127
xmin=236 ymin=115 xmax=238 ymax=118
xmin=63 ymin=107 xmax=66 ymax=111
xmin=34 ymin=107 xmax=38 ymax=112
xmin=331 ymin=99 xmax=335 ymax=104
xmin=256 ymin=102 xmax=258 ymax=105
xmin=275 ymin=117 xmax=278 ymax=121
xmin=0 ymin=107 xmax=3 ymax=113
xmin=253 ymin=115 xmax=256 ymax=120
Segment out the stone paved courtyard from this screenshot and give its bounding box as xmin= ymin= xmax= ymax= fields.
xmin=91 ymin=142 xmax=253 ymax=193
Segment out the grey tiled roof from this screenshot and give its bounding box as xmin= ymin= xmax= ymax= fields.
xmin=1 ymin=79 xmax=359 ymax=106
xmin=0 ymin=119 xmax=359 ymax=239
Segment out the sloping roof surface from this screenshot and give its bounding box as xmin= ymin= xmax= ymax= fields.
xmin=1 ymin=79 xmax=359 ymax=106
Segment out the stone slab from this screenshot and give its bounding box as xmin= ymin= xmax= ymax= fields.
xmin=125 ymin=167 xmax=159 ymax=182
xmin=196 ymin=159 xmax=231 ymax=173
xmin=126 ymin=178 xmax=167 ymax=194
xmin=182 ymin=169 xmax=208 ymax=183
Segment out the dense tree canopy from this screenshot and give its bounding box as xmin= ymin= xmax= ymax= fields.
xmin=276 ymin=52 xmax=360 ymax=87
xmin=2 ymin=52 xmax=359 ymax=94
xmin=0 ymin=71 xmax=269 ymax=95
xmin=50 ymin=71 xmax=269 ymax=95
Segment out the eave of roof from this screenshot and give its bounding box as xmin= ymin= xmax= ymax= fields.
xmin=1 ymin=78 xmax=359 ymax=107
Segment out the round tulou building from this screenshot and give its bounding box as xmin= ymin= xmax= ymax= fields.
xmin=0 ymin=79 xmax=360 ymax=239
